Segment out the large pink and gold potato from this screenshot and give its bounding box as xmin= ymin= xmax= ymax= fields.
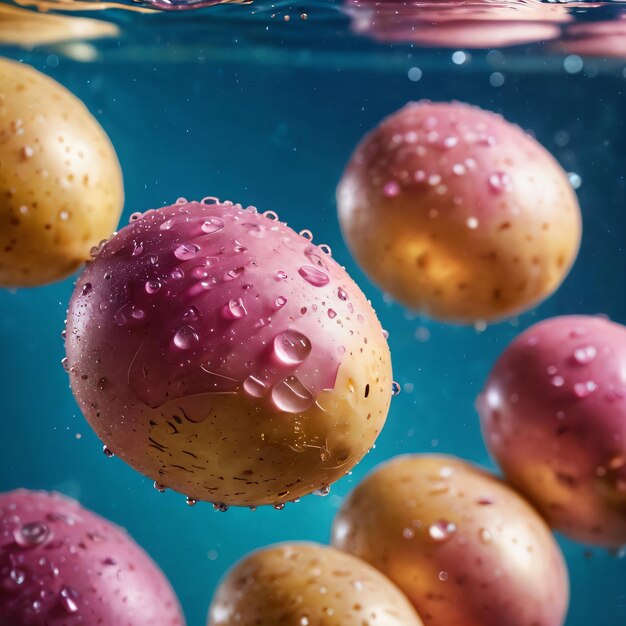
xmin=337 ymin=101 xmax=581 ymax=323
xmin=65 ymin=199 xmax=392 ymax=507
xmin=478 ymin=315 xmax=626 ymax=546
xmin=208 ymin=542 xmax=423 ymax=626
xmin=332 ymin=455 xmax=568 ymax=626
xmin=0 ymin=489 xmax=184 ymax=626
xmin=0 ymin=58 xmax=123 ymax=288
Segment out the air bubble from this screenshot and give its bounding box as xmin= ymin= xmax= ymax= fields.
xmin=392 ymin=381 xmax=401 ymax=396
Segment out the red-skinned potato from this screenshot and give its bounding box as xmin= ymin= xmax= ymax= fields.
xmin=478 ymin=315 xmax=626 ymax=546
xmin=332 ymin=454 xmax=569 ymax=626
xmin=0 ymin=489 xmax=184 ymax=626
xmin=65 ymin=199 xmax=392 ymax=508
xmin=208 ymin=542 xmax=424 ymax=626
xmin=337 ymin=101 xmax=581 ymax=324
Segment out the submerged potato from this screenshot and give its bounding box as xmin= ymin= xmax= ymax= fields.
xmin=332 ymin=455 xmax=568 ymax=626
xmin=0 ymin=489 xmax=184 ymax=626
xmin=337 ymin=101 xmax=581 ymax=323
xmin=0 ymin=57 xmax=123 ymax=287
xmin=478 ymin=315 xmax=626 ymax=546
xmin=345 ymin=0 xmax=567 ymax=48
xmin=207 ymin=543 xmax=423 ymax=626
xmin=65 ymin=200 xmax=392 ymax=507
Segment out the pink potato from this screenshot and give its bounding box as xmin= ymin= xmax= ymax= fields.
xmin=344 ymin=0 xmax=567 ymax=48
xmin=65 ymin=199 xmax=392 ymax=507
xmin=478 ymin=315 xmax=626 ymax=546
xmin=337 ymin=101 xmax=581 ymax=324
xmin=332 ymin=454 xmax=568 ymax=626
xmin=0 ymin=489 xmax=184 ymax=626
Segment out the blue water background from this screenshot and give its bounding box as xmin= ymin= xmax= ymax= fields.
xmin=1 ymin=32 xmax=626 ymax=625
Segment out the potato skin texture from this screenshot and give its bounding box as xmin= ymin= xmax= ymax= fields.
xmin=337 ymin=101 xmax=581 ymax=324
xmin=0 ymin=58 xmax=123 ymax=287
xmin=65 ymin=201 xmax=392 ymax=507
xmin=0 ymin=489 xmax=184 ymax=626
xmin=478 ymin=315 xmax=626 ymax=546
xmin=207 ymin=542 xmax=424 ymax=626
xmin=332 ymin=454 xmax=568 ymax=626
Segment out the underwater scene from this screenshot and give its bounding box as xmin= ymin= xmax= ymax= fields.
xmin=1 ymin=1 xmax=626 ymax=625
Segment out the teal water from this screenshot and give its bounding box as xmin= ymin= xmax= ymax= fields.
xmin=1 ymin=3 xmax=626 ymax=624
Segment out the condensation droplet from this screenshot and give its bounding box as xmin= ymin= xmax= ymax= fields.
xmin=15 ymin=522 xmax=50 ymax=548
xmin=272 ymin=376 xmax=315 ymax=413
xmin=574 ymin=381 xmax=597 ymax=398
xmin=243 ymin=375 xmax=267 ymax=398
xmin=428 ymin=519 xmax=457 ymax=542
xmin=298 ymin=265 xmax=330 ymax=287
xmin=174 ymin=243 xmax=200 ymax=261
xmin=145 ymin=279 xmax=161 ymax=294
xmin=273 ymin=330 xmax=312 ymax=365
xmin=201 ymin=216 xmax=225 ymax=234
xmin=59 ymin=586 xmax=80 ymax=614
xmin=173 ymin=325 xmax=199 ymax=350
xmin=224 ymin=298 xmax=247 ymax=320
xmin=573 ymin=345 xmax=597 ymax=365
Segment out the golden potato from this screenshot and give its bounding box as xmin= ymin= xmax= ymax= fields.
xmin=337 ymin=101 xmax=582 ymax=323
xmin=0 ymin=57 xmax=123 ymax=287
xmin=208 ymin=542 xmax=424 ymax=626
xmin=332 ymin=454 xmax=569 ymax=626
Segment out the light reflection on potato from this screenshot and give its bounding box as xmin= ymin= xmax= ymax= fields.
xmin=337 ymin=101 xmax=581 ymax=323
xmin=0 ymin=58 xmax=124 ymax=287
xmin=208 ymin=543 xmax=424 ymax=626
xmin=332 ymin=454 xmax=569 ymax=626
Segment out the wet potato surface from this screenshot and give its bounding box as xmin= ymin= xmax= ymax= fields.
xmin=0 ymin=58 xmax=124 ymax=287
xmin=65 ymin=200 xmax=392 ymax=507
xmin=207 ymin=542 xmax=424 ymax=626
xmin=478 ymin=315 xmax=626 ymax=546
xmin=337 ymin=101 xmax=581 ymax=324
xmin=332 ymin=454 xmax=569 ymax=626
xmin=0 ymin=489 xmax=184 ymax=626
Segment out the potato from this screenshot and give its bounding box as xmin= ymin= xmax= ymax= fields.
xmin=345 ymin=0 xmax=567 ymax=48
xmin=0 ymin=489 xmax=184 ymax=625
xmin=478 ymin=315 xmax=626 ymax=546
xmin=65 ymin=200 xmax=392 ymax=507
xmin=337 ymin=101 xmax=581 ymax=323
xmin=332 ymin=454 xmax=568 ymax=626
xmin=0 ymin=5 xmax=119 ymax=48
xmin=207 ymin=542 xmax=423 ymax=626
xmin=0 ymin=57 xmax=123 ymax=287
